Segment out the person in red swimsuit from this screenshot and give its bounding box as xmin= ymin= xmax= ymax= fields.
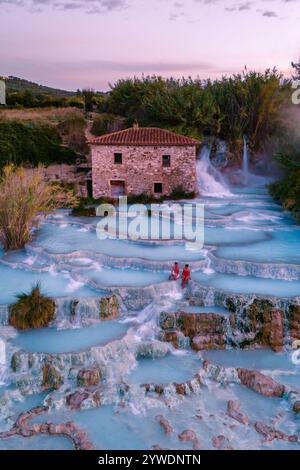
xmin=182 ymin=264 xmax=191 ymax=289
xmin=169 ymin=262 xmax=180 ymax=281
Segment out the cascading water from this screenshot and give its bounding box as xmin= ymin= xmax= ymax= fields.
xmin=0 ymin=338 xmax=7 ymax=385
xmin=196 ymin=144 xmax=232 ymax=198
xmin=243 ymin=136 xmax=249 ymax=184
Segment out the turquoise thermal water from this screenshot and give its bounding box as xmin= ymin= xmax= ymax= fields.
xmin=12 ymin=321 xmax=128 ymax=354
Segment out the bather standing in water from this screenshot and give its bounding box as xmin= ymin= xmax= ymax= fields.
xmin=169 ymin=262 xmax=180 ymax=281
xmin=182 ymin=264 xmax=191 ymax=289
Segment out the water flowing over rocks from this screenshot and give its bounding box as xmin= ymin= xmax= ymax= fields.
xmin=42 ymin=364 xmax=64 ymax=390
xmin=237 ymin=369 xmax=285 ymax=398
xmin=288 ymin=304 xmax=300 ymax=340
xmin=77 ymin=367 xmax=102 ymax=387
xmin=159 ymin=292 xmax=300 ymax=352
xmin=160 ymin=311 xmax=226 ymax=351
xmin=99 ymin=295 xmax=120 ymax=320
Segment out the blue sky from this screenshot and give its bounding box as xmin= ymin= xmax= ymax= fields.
xmin=0 ymin=0 xmax=299 ymax=90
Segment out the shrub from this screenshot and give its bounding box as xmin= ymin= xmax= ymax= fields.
xmin=9 ymin=284 xmax=55 ymax=330
xmin=127 ymin=192 xmax=164 ymax=204
xmin=91 ymin=114 xmax=125 ymax=136
xmin=170 ymin=186 xmax=195 ymax=200
xmin=0 ymin=165 xmax=78 ymax=250
xmin=57 ymin=112 xmax=88 ymax=155
xmin=268 ymin=149 xmax=300 ymax=222
xmin=72 ymin=202 xmax=96 ymax=217
xmin=269 ymin=170 xmax=300 ymax=221
xmin=0 ymin=120 xmax=77 ymax=169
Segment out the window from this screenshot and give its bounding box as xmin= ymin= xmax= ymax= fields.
xmin=154 ymin=182 xmax=163 ymax=194
xmin=114 ymin=153 xmax=122 ymax=164
xmin=162 ymin=155 xmax=171 ymax=167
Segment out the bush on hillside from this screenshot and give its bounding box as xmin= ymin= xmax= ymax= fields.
xmin=0 ymin=120 xmax=77 ymax=170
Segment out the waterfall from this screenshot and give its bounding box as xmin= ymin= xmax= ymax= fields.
xmin=196 ymin=145 xmax=232 ymax=198
xmin=243 ymin=136 xmax=249 ymax=183
xmin=0 ymin=338 xmax=7 ymax=385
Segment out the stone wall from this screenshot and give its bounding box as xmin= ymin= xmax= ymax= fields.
xmin=91 ymin=145 xmax=197 ymax=198
xmin=25 ymin=164 xmax=88 ymax=197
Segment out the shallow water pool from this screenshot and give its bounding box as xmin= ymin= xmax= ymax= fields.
xmin=129 ymin=352 xmax=201 ymax=385
xmin=12 ymin=321 xmax=128 ymax=354
xmin=192 ymin=270 xmax=300 ymax=297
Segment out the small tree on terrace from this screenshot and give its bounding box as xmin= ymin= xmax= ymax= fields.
xmin=0 ymin=165 xmax=78 ymax=251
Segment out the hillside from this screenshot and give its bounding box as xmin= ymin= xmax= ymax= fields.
xmin=2 ymin=76 xmax=75 ymax=98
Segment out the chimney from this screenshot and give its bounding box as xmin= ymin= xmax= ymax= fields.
xmin=133 ymin=121 xmax=139 ymax=130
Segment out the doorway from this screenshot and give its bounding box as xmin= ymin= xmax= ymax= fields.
xmin=111 ymin=180 xmax=126 ymax=197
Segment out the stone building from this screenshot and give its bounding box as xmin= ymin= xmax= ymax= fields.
xmin=89 ymin=125 xmax=199 ymax=198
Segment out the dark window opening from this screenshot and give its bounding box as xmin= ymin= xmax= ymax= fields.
xmin=114 ymin=153 xmax=122 ymax=164
xmin=154 ymin=182 xmax=163 ymax=194
xmin=162 ymin=155 xmax=171 ymax=167
xmin=86 ymin=179 xmax=93 ymax=198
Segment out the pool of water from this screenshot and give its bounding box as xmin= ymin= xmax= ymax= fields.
xmin=216 ymin=228 xmax=300 ymax=264
xmin=0 ymin=264 xmax=101 ymax=305
xmin=83 ymin=266 xmax=168 ymax=288
xmin=36 ymin=222 xmax=206 ymax=260
xmin=192 ymin=270 xmax=300 ymax=297
xmin=166 ymin=302 xmax=230 ymax=315
xmin=11 ymin=321 xmax=128 ymax=354
xmin=1 ymin=179 xmax=300 ymax=451
xmin=0 ymin=434 xmax=73 ymax=450
xmin=129 ymin=352 xmax=201 ymax=385
xmin=203 ymin=349 xmax=300 ymax=373
xmin=29 ymin=381 xmax=298 ymax=450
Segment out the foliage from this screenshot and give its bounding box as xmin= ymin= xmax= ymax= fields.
xmin=57 ymin=112 xmax=88 ymax=154
xmin=269 ymin=147 xmax=300 ymax=221
xmin=91 ymin=114 xmax=115 ymax=136
xmin=76 ymin=89 xmax=105 ymax=112
xmin=4 ymin=76 xmax=74 ymax=98
xmin=2 ymin=76 xmax=85 ymax=109
xmin=72 ymin=200 xmax=96 ymax=217
xmin=9 ymin=283 xmax=55 ymax=330
xmin=0 ymin=120 xmax=77 ymax=169
xmin=91 ymin=113 xmax=125 ymax=136
xmin=0 ymin=165 xmax=78 ymax=250
xmin=170 ymin=186 xmax=195 ymax=200
xmin=126 ymin=193 xmax=164 ymax=204
xmin=106 ymin=70 xmax=289 ymax=152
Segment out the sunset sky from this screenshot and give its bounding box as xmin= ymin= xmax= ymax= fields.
xmin=0 ymin=0 xmax=299 ymax=91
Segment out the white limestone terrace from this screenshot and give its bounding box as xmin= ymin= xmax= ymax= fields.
xmin=0 ymin=153 xmax=300 ymax=450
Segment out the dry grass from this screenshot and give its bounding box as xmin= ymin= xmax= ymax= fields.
xmin=0 ymin=107 xmax=84 ymax=125
xmin=9 ymin=283 xmax=55 ymax=330
xmin=0 ymin=165 xmax=78 ymax=250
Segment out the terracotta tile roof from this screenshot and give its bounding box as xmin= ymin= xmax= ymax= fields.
xmin=88 ymin=127 xmax=200 ymax=146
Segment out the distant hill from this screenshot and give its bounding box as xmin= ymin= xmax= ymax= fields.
xmin=2 ymin=76 xmax=76 ymax=98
